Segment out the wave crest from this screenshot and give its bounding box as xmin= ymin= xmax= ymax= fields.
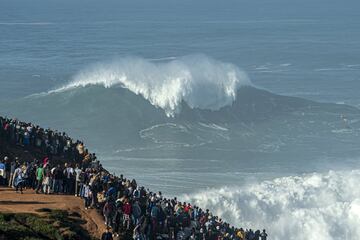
xmin=51 ymin=55 xmax=250 ymax=116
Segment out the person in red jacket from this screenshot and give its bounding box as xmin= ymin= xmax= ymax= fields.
xmin=122 ymin=198 xmax=132 ymax=230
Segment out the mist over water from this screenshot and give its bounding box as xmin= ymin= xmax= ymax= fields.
xmin=184 ymin=170 xmax=360 ymax=240
xmin=1 ymin=0 xmax=360 ymax=239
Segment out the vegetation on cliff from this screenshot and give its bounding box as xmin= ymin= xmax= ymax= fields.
xmin=0 ymin=208 xmax=97 ymax=240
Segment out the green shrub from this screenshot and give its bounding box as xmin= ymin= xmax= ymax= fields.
xmin=0 ymin=211 xmax=96 ymax=240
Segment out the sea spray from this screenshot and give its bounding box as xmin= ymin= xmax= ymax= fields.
xmin=183 ymin=170 xmax=360 ymax=240
xmin=48 ymin=55 xmax=251 ymax=116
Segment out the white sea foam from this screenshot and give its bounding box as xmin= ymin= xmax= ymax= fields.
xmin=48 ymin=55 xmax=250 ymax=116
xmin=183 ymin=170 xmax=360 ymax=240
xmin=198 ymin=122 xmax=228 ymax=131
xmin=280 ymin=63 xmax=292 ymax=67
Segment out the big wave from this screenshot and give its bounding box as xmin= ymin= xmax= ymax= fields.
xmin=49 ymin=55 xmax=250 ymax=116
xmin=183 ymin=170 xmax=360 ymax=240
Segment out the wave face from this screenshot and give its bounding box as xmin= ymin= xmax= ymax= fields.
xmin=2 ymin=55 xmax=360 ymax=240
xmin=183 ymin=170 xmax=360 ymax=240
xmin=50 ymin=55 xmax=250 ymax=116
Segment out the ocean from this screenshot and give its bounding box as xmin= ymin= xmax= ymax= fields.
xmin=1 ymin=0 xmax=360 ymax=239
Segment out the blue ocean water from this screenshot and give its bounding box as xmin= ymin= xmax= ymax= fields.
xmin=1 ymin=0 xmax=360 ymax=239
xmin=1 ymin=0 xmax=360 ymax=106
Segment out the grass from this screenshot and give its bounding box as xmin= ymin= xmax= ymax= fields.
xmin=0 ymin=209 xmax=97 ymax=240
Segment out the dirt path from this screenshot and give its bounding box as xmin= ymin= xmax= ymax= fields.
xmin=0 ymin=187 xmax=106 ymax=239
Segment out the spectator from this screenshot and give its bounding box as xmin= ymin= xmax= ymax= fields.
xmin=8 ymin=159 xmax=16 ymax=187
xmin=0 ymin=115 xmax=268 ymax=239
xmin=101 ymin=227 xmax=113 ymax=240
xmin=13 ymin=164 xmax=25 ymax=194
xmin=260 ymin=229 xmax=268 ymax=240
xmin=0 ymin=159 xmax=5 ymax=185
xmin=35 ymin=164 xmax=44 ymax=193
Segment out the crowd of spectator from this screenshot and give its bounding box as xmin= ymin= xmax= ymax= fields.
xmin=0 ymin=116 xmax=268 ymax=240
xmin=0 ymin=116 xmax=96 ymax=164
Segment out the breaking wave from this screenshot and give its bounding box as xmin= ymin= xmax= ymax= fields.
xmin=183 ymin=170 xmax=360 ymax=240
xmin=49 ymin=55 xmax=250 ymax=116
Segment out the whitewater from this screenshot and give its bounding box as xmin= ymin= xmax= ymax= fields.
xmin=184 ymin=169 xmax=360 ymax=240
xmin=46 ymin=55 xmax=250 ymax=116
xmin=2 ymin=54 xmax=360 ymax=240
xmin=1 ymin=0 xmax=360 ymax=239
xmin=13 ymin=55 xmax=358 ymax=240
